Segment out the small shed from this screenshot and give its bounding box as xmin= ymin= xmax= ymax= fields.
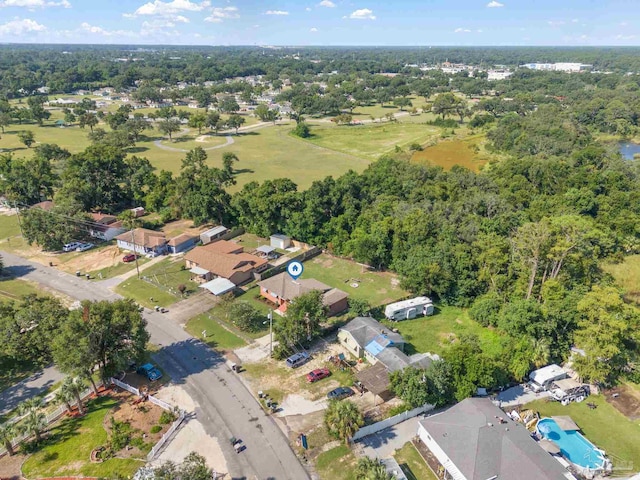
xmin=200 ymin=225 xmax=228 ymax=245
xmin=199 ymin=277 xmax=236 ymax=296
xmin=270 ymin=234 xmax=291 ymax=250
xmin=130 ymin=206 xmax=145 ymax=218
xmin=256 ymin=245 xmax=276 ymax=258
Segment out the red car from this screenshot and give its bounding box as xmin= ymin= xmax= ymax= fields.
xmin=306 ymin=368 xmax=331 ymax=383
xmin=123 ymin=253 xmax=138 ymax=263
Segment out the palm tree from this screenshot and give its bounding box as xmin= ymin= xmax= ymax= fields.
xmin=530 ymin=337 xmax=551 ymax=368
xmin=0 ymin=423 xmax=17 ymax=456
xmin=54 ymin=386 xmax=74 ymax=415
xmin=18 ymin=398 xmax=47 ymax=442
xmin=63 ymin=377 xmax=87 ymax=415
xmin=356 ymin=457 xmax=395 ymax=480
xmin=324 ymin=400 xmax=364 ymax=444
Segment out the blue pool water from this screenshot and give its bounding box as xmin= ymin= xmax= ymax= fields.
xmin=619 ymin=142 xmax=640 ymax=160
xmin=537 ymin=418 xmax=604 ymax=469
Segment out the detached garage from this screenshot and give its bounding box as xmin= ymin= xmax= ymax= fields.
xmin=199 ymin=278 xmax=236 ymax=296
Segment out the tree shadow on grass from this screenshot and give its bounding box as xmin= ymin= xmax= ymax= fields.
xmin=126 ymin=146 xmax=150 ymax=154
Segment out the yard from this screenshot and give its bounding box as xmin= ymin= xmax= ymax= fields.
xmin=301 ymin=121 xmax=440 ymax=161
xmin=0 ymin=214 xmax=21 ymax=240
xmin=185 ymin=313 xmax=247 ymax=350
xmin=21 ymin=396 xmax=144 ymax=478
xmin=381 ymin=306 xmax=506 ymax=357
xmin=302 ymin=253 xmax=408 ymax=307
xmin=524 ymin=394 xmax=640 ymax=469
xmin=394 ymin=442 xmax=438 ymax=480
xmin=315 ymin=445 xmax=358 ymax=480
xmin=603 ymin=255 xmax=640 ymax=305
xmin=0 ymin=277 xmax=41 ymax=302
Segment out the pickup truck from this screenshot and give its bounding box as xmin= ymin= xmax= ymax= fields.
xmin=136 ymin=363 xmax=163 ymax=381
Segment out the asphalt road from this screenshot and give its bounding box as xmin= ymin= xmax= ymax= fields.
xmin=1 ymin=251 xmax=310 ymax=480
xmin=0 ymin=364 xmax=64 ymax=415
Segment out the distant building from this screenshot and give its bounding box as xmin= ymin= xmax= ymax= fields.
xmin=88 ymin=213 xmax=125 ymax=241
xmin=520 ymin=62 xmax=592 ymax=73
xmin=115 ymin=228 xmax=168 ymax=256
xmin=487 ymin=69 xmax=513 ymax=81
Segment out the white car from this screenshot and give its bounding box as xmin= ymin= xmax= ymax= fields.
xmin=76 ymin=243 xmax=95 ymax=252
xmin=63 ymin=242 xmax=81 ymax=252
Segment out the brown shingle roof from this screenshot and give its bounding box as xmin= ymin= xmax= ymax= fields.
xmin=258 ymin=272 xmax=331 ymax=301
xmin=31 ymin=200 xmax=54 ymax=211
xmin=115 ymin=228 xmax=166 ymax=248
xmin=185 ymin=241 xmax=267 ymax=279
xmin=90 ymin=213 xmax=118 ymax=225
xmin=167 ymin=233 xmax=197 ymax=247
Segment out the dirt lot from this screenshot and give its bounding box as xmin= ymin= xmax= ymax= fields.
xmin=0 ymin=451 xmax=26 ymax=480
xmin=161 ymin=219 xmax=208 ymax=239
xmin=56 ymin=245 xmax=123 ymax=274
xmin=604 ymin=383 xmax=640 ymax=420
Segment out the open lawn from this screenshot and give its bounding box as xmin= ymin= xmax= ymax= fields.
xmin=0 ymin=214 xmax=21 ymax=240
xmin=302 ymin=253 xmax=408 ymax=306
xmin=382 ymin=306 xmax=506 ymax=357
xmin=603 ymin=255 xmax=640 ymax=305
xmin=315 ymin=445 xmax=357 ymax=480
xmin=524 ymin=394 xmax=640 ymax=469
xmin=87 ymin=256 xmax=150 ymax=280
xmin=0 ymin=277 xmax=40 ymax=302
xmin=115 ymin=278 xmax=178 ymax=309
xmin=21 ymin=396 xmax=143 ymax=478
xmin=394 ymin=442 xmax=438 ymax=480
xmin=158 ymin=133 xmax=229 ymax=151
xmin=302 ymin=122 xmax=440 ymax=160
xmin=411 ymin=134 xmax=493 ymax=172
xmin=185 ymin=313 xmax=247 ymax=350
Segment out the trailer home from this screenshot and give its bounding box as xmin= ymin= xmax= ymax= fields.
xmin=384 ymin=297 xmax=434 ymax=321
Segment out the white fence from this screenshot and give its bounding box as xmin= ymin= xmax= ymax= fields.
xmin=148 ymin=395 xmax=173 ymax=411
xmin=147 ymin=409 xmax=186 ymax=461
xmin=111 ymin=377 xmax=140 ymax=396
xmin=351 ymin=404 xmax=434 ymax=442
xmin=0 ymin=381 xmax=102 ymax=457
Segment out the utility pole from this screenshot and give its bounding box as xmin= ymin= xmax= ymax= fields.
xmin=264 ymin=310 xmax=273 ymax=356
xmin=130 ymin=228 xmax=141 ymax=279
xmin=14 ymin=201 xmax=24 ymax=237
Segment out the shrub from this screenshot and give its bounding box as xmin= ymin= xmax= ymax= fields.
xmin=158 ymin=410 xmax=176 ymax=425
xmin=291 ymin=122 xmax=311 ymax=138
xmin=348 ymin=298 xmax=371 ymax=317
xmin=109 ymin=417 xmax=133 ymax=451
xmin=388 ymin=403 xmax=412 ymax=417
xmin=408 ymin=142 xmax=423 ymax=151
xmin=150 ymin=425 xmax=162 ymax=434
xmin=469 ymin=292 xmax=503 ymax=327
xmin=228 ymin=302 xmax=264 ymax=332
xmin=427 ymin=118 xmax=458 ymax=128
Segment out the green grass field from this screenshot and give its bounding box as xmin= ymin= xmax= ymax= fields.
xmin=302 ymin=253 xmax=408 ymax=306
xmin=603 ymin=255 xmax=640 ymax=305
xmin=525 ymin=394 xmax=640 ymax=468
xmin=21 ymin=396 xmax=143 ymax=478
xmin=0 ymin=214 xmax=21 ymax=240
xmin=302 ymin=122 xmax=440 ymax=160
xmin=411 ymin=134 xmax=491 ymax=172
xmin=382 ymin=306 xmax=506 ymax=357
xmin=0 ymin=278 xmax=41 ymax=302
xmin=185 ymin=313 xmax=247 ymax=350
xmin=315 ymin=445 xmax=357 ymax=480
xmin=158 ymin=133 xmax=229 ymax=151
xmin=394 ymin=442 xmax=437 ymax=480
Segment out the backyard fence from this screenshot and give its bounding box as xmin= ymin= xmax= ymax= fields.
xmin=111 ymin=377 xmax=140 ymax=396
xmin=147 ymin=395 xmax=173 ymax=411
xmin=254 ymin=246 xmax=322 ymax=281
xmin=0 ymin=381 xmax=103 ymax=457
xmin=147 ymin=409 xmax=186 ymax=461
xmin=351 ymin=404 xmax=434 ymax=442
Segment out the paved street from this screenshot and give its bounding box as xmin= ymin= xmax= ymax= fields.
xmin=0 ymin=364 xmax=64 ymax=415
xmin=1 ymin=251 xmax=310 ymax=480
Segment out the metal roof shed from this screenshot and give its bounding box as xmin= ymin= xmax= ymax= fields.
xmin=529 ymin=364 xmax=567 ymax=387
xmin=199 ymin=278 xmax=236 ymax=296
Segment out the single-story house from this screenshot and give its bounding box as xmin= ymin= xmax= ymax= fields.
xmin=88 ymin=213 xmax=126 ymax=241
xmin=270 ymin=234 xmax=291 ymax=250
xmin=257 ymin=272 xmax=349 ymax=317
xmin=185 ymin=240 xmax=268 ymax=286
xmin=115 ymin=228 xmax=168 ymax=256
xmin=417 ymin=398 xmax=577 ymax=480
xmin=167 ymin=233 xmax=198 ymax=254
xmin=200 ymin=225 xmax=228 ymax=245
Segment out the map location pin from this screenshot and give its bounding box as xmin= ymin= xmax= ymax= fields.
xmin=287 ymin=261 xmax=304 ymax=280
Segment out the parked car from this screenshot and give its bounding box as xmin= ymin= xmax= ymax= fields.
xmin=63 ymin=242 xmax=81 ymax=252
xmin=327 ymin=386 xmax=354 ymax=400
xmin=285 ymin=352 xmax=311 ymax=369
xmin=76 ymin=242 xmax=95 ymax=252
xmin=306 ymin=368 xmax=331 ymax=383
xmin=136 ymin=363 xmax=163 ymax=381
xmin=123 ymin=253 xmax=138 ymax=263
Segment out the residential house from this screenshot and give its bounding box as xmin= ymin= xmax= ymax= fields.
xmin=167 ymin=233 xmax=198 ymax=254
xmin=185 ymin=240 xmax=268 ymax=286
xmin=417 ymin=397 xmax=577 ymax=480
xmin=88 ymin=213 xmax=126 ymax=241
xmin=115 ymin=228 xmax=168 ymax=256
xmin=258 ymin=272 xmax=348 ymax=317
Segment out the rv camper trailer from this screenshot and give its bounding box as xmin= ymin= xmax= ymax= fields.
xmin=384 ymin=297 xmax=434 ymax=321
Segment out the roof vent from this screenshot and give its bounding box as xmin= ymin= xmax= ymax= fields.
xmin=487 ymin=422 xmax=493 ymax=427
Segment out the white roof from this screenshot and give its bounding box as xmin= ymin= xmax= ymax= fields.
xmin=189 ymin=266 xmax=210 ymax=275
xmin=199 ymin=278 xmax=235 ymax=295
xmin=270 ymin=233 xmax=290 ymax=240
xmin=529 ymin=364 xmax=566 ymax=385
xmin=257 ymin=245 xmax=276 ymax=253
xmin=202 ymin=225 xmax=228 ymax=237
xmin=385 ymin=296 xmax=432 ymax=313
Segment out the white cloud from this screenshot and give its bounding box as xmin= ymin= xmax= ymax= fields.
xmin=305 ymin=7 xmax=311 ymax=11
xmin=175 ymin=14 xmax=189 ymax=22
xmin=616 ymin=34 xmax=636 ymax=40
xmin=0 ymin=0 xmax=70 ymax=8
xmin=348 ymin=8 xmax=375 ymax=20
xmin=318 ymin=0 xmax=335 ymax=7
xmin=265 ymin=10 xmax=288 ymax=15
xmin=80 ymin=21 xmax=134 ymax=36
xmin=454 ymin=27 xmax=471 ymax=33
xmin=547 ymin=20 xmax=565 ymax=26
xmin=486 ymin=1 xmax=503 ymax=7
xmin=310 ymin=27 xmax=318 ymax=32
xmin=204 ymin=6 xmax=238 ymax=22
xmin=476 ymin=29 xmax=483 ymax=33
xmin=0 ymin=17 xmax=46 ymax=34
xmin=620 ymin=21 xmax=628 ymax=26
xmin=571 ymin=18 xmax=578 ymax=23
xmin=129 ymin=0 xmax=209 ymax=17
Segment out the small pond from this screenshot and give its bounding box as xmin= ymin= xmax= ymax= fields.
xmin=619 ymin=142 xmax=640 ymax=160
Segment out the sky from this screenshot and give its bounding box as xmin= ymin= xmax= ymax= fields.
xmin=0 ymin=0 xmax=638 ymax=46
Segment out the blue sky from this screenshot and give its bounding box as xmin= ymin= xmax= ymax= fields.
xmin=0 ymin=0 xmax=637 ymax=46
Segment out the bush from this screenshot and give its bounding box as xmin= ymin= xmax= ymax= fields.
xmin=109 ymin=417 xmax=133 ymax=451
xmin=272 ymin=343 xmax=293 ymax=360
xmin=408 ymin=142 xmax=423 ymax=152
xmin=228 ymin=302 xmax=264 ymax=332
xmin=291 ymin=122 xmax=311 ymax=138
xmin=158 ymin=410 xmax=176 ymax=425
xmin=388 ymin=403 xmax=412 ymax=417
xmin=469 ymin=292 xmax=503 ymax=327
xmin=427 ymin=118 xmax=458 ymax=128
xmin=150 ymin=425 xmax=162 ymax=434
xmin=130 ymin=435 xmax=147 ymax=449
xmin=348 ymin=298 xmax=371 ymax=317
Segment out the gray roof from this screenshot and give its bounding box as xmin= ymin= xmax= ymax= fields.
xmin=419 ymin=398 xmax=573 ymax=480
xmin=340 ymin=317 xmax=405 ymax=350
xmin=256 ymin=245 xmax=276 ymax=254
xmin=375 ymin=349 xmax=435 ymax=373
xmin=259 ymin=272 xmax=330 ymax=299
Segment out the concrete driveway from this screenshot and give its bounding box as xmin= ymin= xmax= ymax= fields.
xmin=356 ymin=415 xmax=422 ymax=459
xmin=496 ymin=385 xmax=550 ymax=407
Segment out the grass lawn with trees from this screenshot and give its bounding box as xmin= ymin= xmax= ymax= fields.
xmin=185 ymin=313 xmax=247 ymax=350
xmin=302 ymin=253 xmax=409 ymax=307
xmin=21 ymin=396 xmax=143 ymax=478
xmin=301 ymin=122 xmax=440 ymax=160
xmin=603 ymin=255 xmax=640 ymax=305
xmin=382 ymin=306 xmax=506 ymax=357
xmin=394 ymin=442 xmax=438 ymax=480
xmin=524 ymin=394 xmax=640 ymax=468
xmin=315 ymin=445 xmax=357 ymax=480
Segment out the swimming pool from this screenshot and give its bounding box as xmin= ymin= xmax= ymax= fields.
xmin=537 ymin=418 xmax=604 ymax=469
